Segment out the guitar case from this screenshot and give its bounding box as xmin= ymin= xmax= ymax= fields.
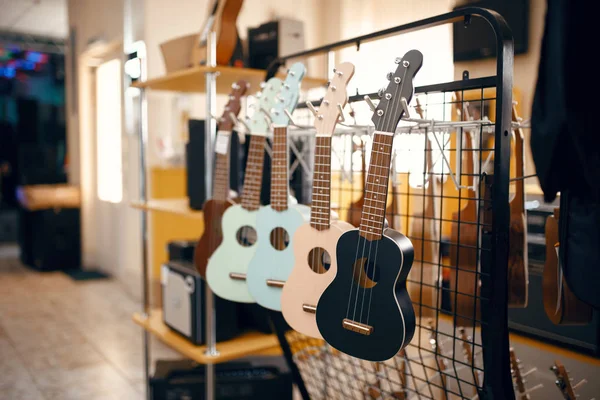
xmin=559 ymin=190 xmax=600 ymax=309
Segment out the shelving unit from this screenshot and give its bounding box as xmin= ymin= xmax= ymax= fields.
xmin=130 ymin=198 xmax=203 ymax=219
xmin=131 ymin=64 xmax=326 ymax=94
xmin=133 ymin=310 xmax=280 ymax=364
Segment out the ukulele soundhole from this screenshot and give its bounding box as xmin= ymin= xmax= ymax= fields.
xmin=307 ymin=247 xmax=331 ymax=274
xmin=269 ymin=227 xmax=290 ymax=251
xmin=352 ymin=257 xmax=380 ymax=289
xmin=235 ymin=226 xmax=257 ymax=247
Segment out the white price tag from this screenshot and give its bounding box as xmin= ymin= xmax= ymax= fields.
xmin=215 ymin=131 xmax=230 ymax=155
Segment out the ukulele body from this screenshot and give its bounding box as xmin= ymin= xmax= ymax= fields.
xmin=206 ymin=204 xmax=259 ymax=303
xmin=281 ymin=219 xmax=354 ymax=338
xmin=247 ymin=204 xmax=310 ymax=311
xmin=316 ymin=228 xmax=415 ymax=362
xmin=194 ymin=198 xmax=235 ymax=277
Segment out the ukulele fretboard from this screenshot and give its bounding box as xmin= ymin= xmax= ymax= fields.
xmin=270 ymin=126 xmax=289 ymax=212
xmin=212 ymin=130 xmax=231 ymax=201
xmin=240 ymin=134 xmax=266 ymax=211
xmin=310 ymin=136 xmax=332 ymax=230
xmin=359 ymin=132 xmax=395 ymax=241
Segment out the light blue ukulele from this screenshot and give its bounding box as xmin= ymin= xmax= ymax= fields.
xmin=246 ymin=63 xmax=310 ymax=311
xmin=206 ymin=77 xmax=283 ymax=303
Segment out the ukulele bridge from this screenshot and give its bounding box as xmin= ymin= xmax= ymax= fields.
xmin=302 ymin=304 xmax=317 ymax=314
xmin=229 ymin=272 xmax=246 ymax=281
xmin=266 ymin=279 xmax=285 ymax=288
xmin=342 ymin=318 xmax=373 ymax=335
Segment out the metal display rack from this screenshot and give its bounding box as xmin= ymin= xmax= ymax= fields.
xmin=133 ymin=6 xmax=514 ymax=400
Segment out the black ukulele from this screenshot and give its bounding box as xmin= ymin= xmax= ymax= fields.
xmin=316 ymin=50 xmax=422 ymax=362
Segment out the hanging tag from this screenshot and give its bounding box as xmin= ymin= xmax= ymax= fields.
xmin=215 ymin=131 xmax=230 ymax=155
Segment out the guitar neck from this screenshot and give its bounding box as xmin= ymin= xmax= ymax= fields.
xmin=212 ymin=130 xmax=231 ymax=201
xmin=270 ymin=126 xmax=289 ymax=211
xmin=360 ymin=132 xmax=394 ymax=240
xmin=512 ymin=106 xmax=525 ymax=213
xmin=311 ymin=136 xmax=332 ymax=230
xmin=240 ymin=134 xmax=266 ymax=211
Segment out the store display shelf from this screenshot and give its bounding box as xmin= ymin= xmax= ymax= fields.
xmin=131 ymin=65 xmax=326 ymax=94
xmin=133 ymin=310 xmax=281 ymax=364
xmin=130 ymin=198 xmax=203 ymax=219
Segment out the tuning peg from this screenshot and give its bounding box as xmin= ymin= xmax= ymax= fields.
xmin=259 ymin=82 xmax=266 ymax=89
xmin=386 ymin=72 xmax=393 ymax=81
xmin=306 ymin=101 xmax=322 ymax=120
xmin=333 ymin=67 xmax=343 ymax=77
xmin=284 ymin=83 xmax=290 ymax=90
xmin=364 ymin=95 xmax=377 ymax=112
xmin=330 ymin=85 xmax=337 ymax=91
xmin=337 ymin=103 xmax=346 ymax=123
xmin=322 ymin=100 xmax=330 ymax=106
xmin=400 ymin=97 xmax=411 ymax=118
xmin=255 ymin=91 xmax=262 ymax=98
xmin=378 ymin=88 xmax=386 ymax=98
xmin=288 ymin=69 xmax=296 ymax=77
xmin=231 ymin=82 xmax=240 ymax=90
xmin=394 ymin=57 xmax=402 ymax=64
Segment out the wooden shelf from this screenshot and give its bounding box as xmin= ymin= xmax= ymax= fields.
xmin=130 ymin=198 xmax=203 ymax=219
xmin=133 ymin=310 xmax=280 ymax=364
xmin=131 ymin=65 xmax=326 ymax=94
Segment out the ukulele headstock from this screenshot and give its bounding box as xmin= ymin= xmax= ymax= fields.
xmin=313 ymin=62 xmax=355 ymax=135
xmin=551 ymin=360 xmax=581 ymax=400
xmin=218 ymin=79 xmax=249 ymax=131
xmin=270 ymin=62 xmax=306 ymax=126
xmin=371 ymin=50 xmax=423 ymax=133
xmin=247 ymin=77 xmax=283 ymax=134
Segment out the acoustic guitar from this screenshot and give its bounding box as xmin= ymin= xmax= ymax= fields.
xmin=206 ymin=77 xmax=283 ymax=302
xmin=281 ymin=62 xmax=355 ymax=338
xmin=347 ymin=141 xmax=366 ymax=227
xmin=407 ymin=100 xmax=440 ymax=320
xmin=385 ymin=168 xmax=401 ymax=231
xmin=508 ymin=104 xmax=529 ymax=308
xmin=246 ymin=63 xmax=309 ymax=311
xmin=189 ymin=0 xmax=244 ymax=66
xmin=316 ymin=50 xmax=422 ymax=362
xmin=448 ymin=129 xmax=480 ymax=327
xmin=193 ymin=80 xmax=249 ymax=277
xmin=542 ymin=208 xmax=592 ymax=324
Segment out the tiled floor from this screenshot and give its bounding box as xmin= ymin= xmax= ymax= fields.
xmin=0 ymin=244 xmax=178 ymax=400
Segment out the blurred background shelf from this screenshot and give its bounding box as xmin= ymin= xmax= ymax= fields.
xmin=130 ymin=198 xmax=203 ymax=219
xmin=133 ymin=309 xmax=281 ymax=364
xmin=131 ymin=65 xmax=326 ymax=93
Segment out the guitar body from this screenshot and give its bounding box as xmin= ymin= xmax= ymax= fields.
xmin=316 ymin=228 xmax=416 ymax=362
xmin=205 ymin=204 xmax=259 ymax=303
xmin=281 ymin=220 xmax=354 ymax=338
xmin=247 ymin=204 xmax=310 ymax=311
xmin=194 ymin=198 xmax=235 ymax=277
xmin=542 ymin=213 xmax=592 ymax=325
xmin=508 ymin=210 xmax=528 ymax=307
xmin=448 ymin=201 xmax=480 ymax=327
xmin=189 ymin=0 xmax=244 ymax=66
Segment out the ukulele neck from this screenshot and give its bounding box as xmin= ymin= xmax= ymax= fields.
xmin=359 ymin=131 xmax=395 ymax=241
xmin=310 ymin=135 xmax=332 ymax=230
xmin=212 ymin=130 xmax=231 ymax=201
xmin=270 ymin=126 xmax=289 ymax=211
xmin=513 ymin=127 xmax=525 ymax=213
xmin=240 ymin=134 xmax=266 ymax=211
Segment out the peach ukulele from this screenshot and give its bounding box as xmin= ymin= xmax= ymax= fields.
xmin=316 ymin=50 xmax=422 ymax=362
xmin=281 ymin=62 xmax=355 ymax=338
xmin=193 ymin=80 xmax=248 ymax=277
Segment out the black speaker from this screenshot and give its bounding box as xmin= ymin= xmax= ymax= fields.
xmin=247 ymin=19 xmax=305 ymax=70
xmin=186 ymin=120 xmax=207 ymax=210
xmin=162 ymin=261 xmax=240 ymax=345
xmin=20 ymin=207 xmax=81 ymax=271
xmin=167 ymin=240 xmax=196 ymax=263
xmin=150 ymin=356 xmax=293 ymax=400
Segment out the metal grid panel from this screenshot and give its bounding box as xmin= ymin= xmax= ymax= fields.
xmin=272 ymin=87 xmax=515 ymax=399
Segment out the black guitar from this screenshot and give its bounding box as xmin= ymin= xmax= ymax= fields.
xmin=316 ymin=50 xmax=422 ymax=362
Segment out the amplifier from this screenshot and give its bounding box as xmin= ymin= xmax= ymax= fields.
xmin=150 ymin=356 xmax=292 ymax=400
xmin=162 ymin=261 xmax=239 ymax=345
xmin=167 ymin=240 xmax=196 ymax=263
xmin=247 ymin=19 xmax=305 ymax=70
